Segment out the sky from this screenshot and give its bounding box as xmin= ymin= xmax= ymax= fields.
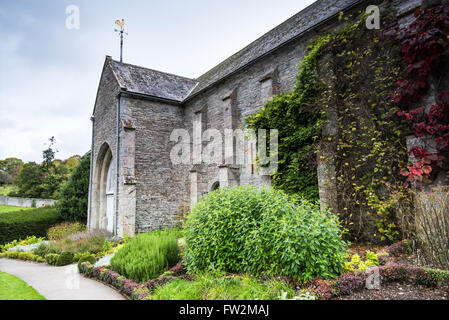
xmin=0 ymin=0 xmax=316 ymax=163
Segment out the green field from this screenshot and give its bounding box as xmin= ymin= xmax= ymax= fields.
xmin=0 ymin=271 xmax=46 ymax=300
xmin=0 ymin=205 xmax=30 ymax=214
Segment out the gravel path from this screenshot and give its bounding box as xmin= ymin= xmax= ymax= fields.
xmin=0 ymin=258 xmax=125 ymax=300
xmin=333 ymin=282 xmax=449 ymax=300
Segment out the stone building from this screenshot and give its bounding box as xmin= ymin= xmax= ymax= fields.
xmin=88 ymin=0 xmax=425 ymax=236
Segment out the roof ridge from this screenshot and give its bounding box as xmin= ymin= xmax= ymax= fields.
xmin=187 ymin=0 xmax=363 ymax=99
xmin=196 ymin=0 xmax=326 ymax=82
xmin=110 ymin=58 xmax=198 ymax=83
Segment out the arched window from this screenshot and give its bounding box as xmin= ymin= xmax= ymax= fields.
xmin=211 ymin=181 xmax=220 ymax=191
xmin=106 ymin=162 xmax=114 ymax=195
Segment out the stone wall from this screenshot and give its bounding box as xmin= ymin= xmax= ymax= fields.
xmin=182 ymin=2 xmax=368 ymax=203
xmin=0 ymin=196 xmax=55 ymax=208
xmin=90 ymin=58 xmax=121 ymax=233
xmin=125 ymin=97 xmax=190 ymax=233
xmin=90 ymin=0 xmax=432 ymax=236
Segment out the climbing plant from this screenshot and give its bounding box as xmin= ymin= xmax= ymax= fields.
xmin=245 ymin=35 xmax=332 ymax=201
xmin=246 ymin=4 xmax=448 ymax=244
xmin=389 ymin=4 xmax=449 ymax=188
xmin=323 ymin=13 xmax=408 ymax=242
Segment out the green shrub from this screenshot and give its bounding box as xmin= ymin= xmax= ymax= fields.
xmin=184 ymin=186 xmax=347 ymax=281
xmin=45 ymin=253 xmax=59 ymax=265
xmin=33 ymin=243 xmax=53 ymax=258
xmin=77 ymin=253 xmax=97 ymax=272
xmin=110 ymin=229 xmax=180 ymax=283
xmin=56 ymin=252 xmax=74 ymax=266
xmin=0 ymin=207 xmax=61 ymax=244
xmin=47 ymin=222 xmax=87 ymax=240
xmin=56 ymin=154 xmax=90 ymax=222
xmin=33 ymin=255 xmax=45 ymax=263
xmin=6 ymin=251 xmax=19 ymax=259
xmin=1 ymin=251 xmax=45 ymax=263
xmin=1 ymin=235 xmax=46 ymax=253
xmin=18 ymin=252 xmax=34 ymax=260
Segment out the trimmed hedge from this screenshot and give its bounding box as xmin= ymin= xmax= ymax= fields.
xmin=0 ymin=251 xmax=45 ymax=263
xmin=0 ymin=207 xmax=61 ymax=244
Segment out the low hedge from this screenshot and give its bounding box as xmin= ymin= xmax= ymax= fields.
xmin=77 ymin=253 xmax=97 ymax=272
xmin=79 ymin=261 xmax=190 ymax=300
xmin=0 ymin=207 xmax=61 ymax=244
xmin=305 ymin=263 xmax=449 ymax=300
xmin=0 ymin=251 xmax=45 ymax=263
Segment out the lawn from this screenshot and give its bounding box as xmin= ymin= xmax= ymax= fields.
xmin=0 ymin=205 xmax=30 ymax=214
xmin=0 ymin=271 xmax=46 ymax=300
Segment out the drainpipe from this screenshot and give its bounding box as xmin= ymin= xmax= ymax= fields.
xmin=87 ymin=116 xmax=95 ymax=229
xmin=115 ymin=93 xmax=121 ymax=237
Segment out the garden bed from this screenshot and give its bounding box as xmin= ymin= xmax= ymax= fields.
xmin=332 ymin=282 xmax=448 ymax=300
xmin=78 ymin=240 xmax=449 ymax=301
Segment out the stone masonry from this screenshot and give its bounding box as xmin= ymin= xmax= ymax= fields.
xmin=88 ymin=0 xmax=424 ymax=236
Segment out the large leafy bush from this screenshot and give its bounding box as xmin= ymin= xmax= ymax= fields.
xmin=184 ymin=186 xmax=347 ymax=281
xmin=56 ymin=154 xmax=90 ymax=222
xmin=110 ymin=229 xmax=180 ymax=283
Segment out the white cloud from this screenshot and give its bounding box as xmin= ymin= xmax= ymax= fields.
xmin=0 ymin=0 xmax=315 ymax=163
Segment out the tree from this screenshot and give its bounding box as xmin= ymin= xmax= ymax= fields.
xmin=42 ymin=136 xmax=57 ymax=173
xmin=0 ymin=158 xmax=24 ymax=185
xmin=41 ymin=165 xmax=69 ymax=199
xmin=56 ymin=153 xmax=90 ymax=222
xmin=16 ymin=162 xmax=44 ymax=198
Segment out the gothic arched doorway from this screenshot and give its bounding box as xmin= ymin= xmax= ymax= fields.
xmin=91 ymin=143 xmax=115 ymax=233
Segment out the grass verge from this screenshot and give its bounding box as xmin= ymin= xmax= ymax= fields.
xmin=145 ymin=273 xmax=296 ymax=300
xmin=0 ymin=271 xmax=46 ymax=300
xmin=0 ymin=205 xmax=31 ymax=214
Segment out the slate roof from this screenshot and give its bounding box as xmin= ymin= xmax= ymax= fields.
xmin=108 ymin=59 xmax=199 ymax=102
xmin=106 ymin=0 xmax=363 ymax=102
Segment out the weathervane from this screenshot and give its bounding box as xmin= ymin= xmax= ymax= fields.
xmin=114 ymin=19 xmax=127 ymax=63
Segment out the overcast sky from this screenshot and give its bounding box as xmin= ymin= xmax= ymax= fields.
xmin=0 ymin=0 xmax=316 ymax=163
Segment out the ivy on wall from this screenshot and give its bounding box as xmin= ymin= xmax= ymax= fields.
xmin=245 ymin=36 xmax=332 ymax=201
xmin=245 ymin=4 xmax=448 ymax=244
xmin=324 ymin=13 xmax=408 ymax=243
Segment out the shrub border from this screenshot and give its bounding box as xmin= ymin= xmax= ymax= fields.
xmin=304 ymin=241 xmax=449 ymax=299
xmin=78 ymin=261 xmax=190 ymax=300
xmin=77 ymin=241 xmax=449 ymax=300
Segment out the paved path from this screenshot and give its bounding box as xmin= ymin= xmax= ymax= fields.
xmin=0 ymin=259 xmax=125 ymax=300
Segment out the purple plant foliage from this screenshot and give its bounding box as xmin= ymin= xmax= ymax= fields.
xmin=167 ymin=261 xmax=186 ymax=276
xmin=91 ymin=266 xmax=105 ymax=279
xmin=378 ymin=263 xmax=409 ymax=282
xmin=103 ymin=269 xmax=121 ymax=287
xmin=381 ymin=241 xmax=407 ymax=256
xmin=307 ymin=278 xmax=336 ymax=300
xmin=336 ymin=272 xmax=366 ymax=295
xmin=120 ymin=278 xmax=140 ymax=297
